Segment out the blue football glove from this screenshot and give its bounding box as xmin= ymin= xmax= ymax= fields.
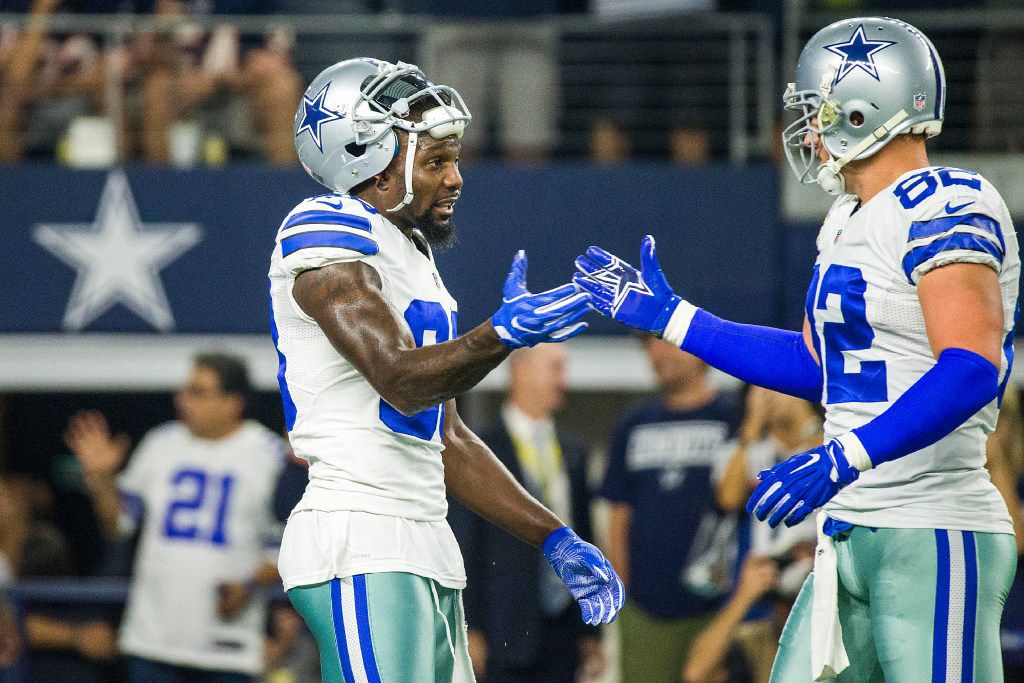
xmin=573 ymin=235 xmax=682 ymax=337
xmin=542 ymin=526 xmax=625 ymax=625
xmin=491 ymin=251 xmax=591 ymax=349
xmin=746 ymin=440 xmax=861 ymax=528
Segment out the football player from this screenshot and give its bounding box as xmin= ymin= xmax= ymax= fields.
xmin=574 ymin=17 xmax=1018 ymax=682
xmin=271 ymin=59 xmax=623 ymax=682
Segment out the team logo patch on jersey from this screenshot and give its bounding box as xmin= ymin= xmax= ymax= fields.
xmin=823 ymin=24 xmax=897 ymax=85
xmin=914 ymin=93 xmax=927 ymax=111
xmin=834 ymin=228 xmax=844 ymax=244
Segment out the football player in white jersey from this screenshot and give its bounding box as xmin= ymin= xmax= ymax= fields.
xmin=574 ymin=17 xmax=1017 ymax=682
xmin=67 ymin=353 xmax=286 ymax=682
xmin=272 ymin=58 xmax=623 ymax=682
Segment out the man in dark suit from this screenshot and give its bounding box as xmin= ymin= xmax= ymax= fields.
xmin=450 ymin=344 xmax=604 ymax=682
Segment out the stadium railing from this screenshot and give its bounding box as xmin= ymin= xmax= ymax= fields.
xmin=0 ymin=11 xmax=774 ymax=164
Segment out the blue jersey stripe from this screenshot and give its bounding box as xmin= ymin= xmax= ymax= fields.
xmin=962 ymin=531 xmax=978 ymax=683
xmin=902 ymin=232 xmax=1003 ymax=283
xmin=281 ymin=231 xmax=379 ymax=258
xmin=999 ymin=300 xmax=1018 ymax=406
xmin=352 ymin=575 xmax=382 ymax=683
xmin=909 ymin=213 xmax=1004 ymax=252
xmin=283 ymin=210 xmax=372 ymax=232
xmin=268 ymin=281 xmax=297 ymax=431
xmin=933 ymin=529 xmax=950 ymax=683
xmin=330 ymin=579 xmax=356 ymax=683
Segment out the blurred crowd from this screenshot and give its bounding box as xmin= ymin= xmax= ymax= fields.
xmin=3 ymin=0 xmax=1022 ymax=166
xmin=1 ymin=337 xmax=1022 ymax=682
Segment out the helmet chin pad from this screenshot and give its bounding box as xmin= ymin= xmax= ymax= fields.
xmin=817 ymin=162 xmax=846 ymax=195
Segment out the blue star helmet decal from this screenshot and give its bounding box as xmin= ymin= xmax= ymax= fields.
xmin=296 ymin=83 xmax=344 ymax=152
xmin=588 ymin=255 xmax=653 ymax=315
xmin=823 ymin=23 xmax=897 ymax=85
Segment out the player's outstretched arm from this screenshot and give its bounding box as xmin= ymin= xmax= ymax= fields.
xmin=291 ymin=253 xmax=589 ymax=417
xmin=442 ymin=401 xmax=625 ymax=625
xmin=748 ymin=262 xmax=1004 ymax=529
xmin=573 ymin=236 xmax=823 ymax=401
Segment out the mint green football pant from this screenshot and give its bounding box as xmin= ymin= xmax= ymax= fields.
xmin=771 ymin=526 xmax=1017 ymax=682
xmin=287 ymin=572 xmax=474 ymax=682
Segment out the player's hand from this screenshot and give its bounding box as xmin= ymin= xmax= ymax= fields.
xmin=64 ymin=410 xmax=131 ymax=476
xmin=734 ymin=555 xmax=780 ymax=603
xmin=217 ymin=581 xmax=253 ymax=619
xmin=466 ymin=628 xmax=488 ymax=679
xmin=542 ymin=526 xmax=625 ymax=626
xmin=72 ymin=621 xmax=117 ymax=661
xmin=746 ymin=440 xmax=860 ymax=528
xmin=573 ymin=235 xmax=683 ymax=337
xmin=491 ymin=251 xmax=591 ymax=349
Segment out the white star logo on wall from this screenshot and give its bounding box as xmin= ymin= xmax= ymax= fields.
xmin=33 ymin=169 xmax=202 ymax=331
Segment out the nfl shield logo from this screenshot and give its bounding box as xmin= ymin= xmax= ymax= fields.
xmin=914 ymin=93 xmax=926 ymax=111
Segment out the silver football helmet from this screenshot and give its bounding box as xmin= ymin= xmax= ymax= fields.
xmin=783 ymin=17 xmax=945 ymax=195
xmin=294 ymin=58 xmax=471 ymax=211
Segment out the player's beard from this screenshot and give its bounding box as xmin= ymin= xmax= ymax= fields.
xmin=417 ymin=211 xmax=458 ymax=251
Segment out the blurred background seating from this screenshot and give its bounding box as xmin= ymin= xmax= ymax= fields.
xmin=1 ymin=2 xmax=1024 ymax=682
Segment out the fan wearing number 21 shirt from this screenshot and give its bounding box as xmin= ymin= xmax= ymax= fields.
xmin=65 ymin=353 xmax=286 ymax=681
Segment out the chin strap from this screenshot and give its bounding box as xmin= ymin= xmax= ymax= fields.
xmin=387 ymin=130 xmax=418 ymax=212
xmin=817 ymin=109 xmax=910 ymax=195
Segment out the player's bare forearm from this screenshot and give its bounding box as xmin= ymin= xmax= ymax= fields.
xmin=441 ymin=400 xmax=562 ymax=547
xmin=293 ymin=262 xmax=510 ymax=416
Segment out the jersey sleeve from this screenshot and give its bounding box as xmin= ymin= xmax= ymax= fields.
xmin=274 ymin=195 xmax=381 ymax=278
xmin=899 ymin=169 xmax=1008 ymax=285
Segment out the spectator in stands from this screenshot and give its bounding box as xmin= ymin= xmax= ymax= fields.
xmin=450 ymin=344 xmax=605 ymax=681
xmin=420 ymin=19 xmax=559 ymax=161
xmin=716 ymin=387 xmax=823 ymax=555
xmin=601 ymin=336 xmax=740 ymax=682
xmin=0 ymin=475 xmax=118 ymax=682
xmin=66 ymin=353 xmax=287 ymax=683
xmin=262 ymin=604 xmax=320 ymax=683
xmin=987 ymin=383 xmax=1024 ymax=678
xmin=682 ymin=539 xmax=815 ymax=683
xmin=135 ymin=0 xmax=301 ymax=164
xmin=0 ymin=0 xmax=68 ymax=162
xmin=589 ymin=117 xmax=631 ymax=163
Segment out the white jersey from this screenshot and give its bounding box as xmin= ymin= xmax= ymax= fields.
xmin=268 ymin=193 xmax=466 ymax=590
xmin=117 ymin=421 xmax=285 ymax=674
xmin=808 ymin=166 xmax=1018 ymax=533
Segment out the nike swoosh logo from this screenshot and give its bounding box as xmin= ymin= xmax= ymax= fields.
xmin=945 ymin=200 xmax=975 ymax=214
xmin=791 ymin=452 xmax=820 ymax=474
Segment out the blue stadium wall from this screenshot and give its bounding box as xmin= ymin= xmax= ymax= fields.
xmin=0 ymin=163 xmax=1013 ymax=337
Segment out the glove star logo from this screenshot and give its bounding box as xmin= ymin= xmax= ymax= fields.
xmin=589 ymin=256 xmax=654 ymax=315
xmin=33 ymin=169 xmax=202 ymax=332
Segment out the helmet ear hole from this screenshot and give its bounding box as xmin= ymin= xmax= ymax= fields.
xmin=849 ymin=111 xmax=865 ymax=127
xmin=345 ymin=142 xmax=367 ymax=157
